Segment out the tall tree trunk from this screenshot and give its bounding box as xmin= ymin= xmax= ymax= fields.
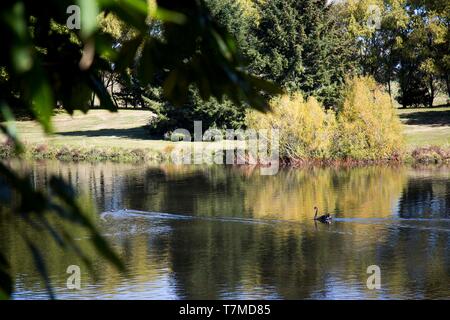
xmin=429 ymin=78 xmax=435 ymax=108
xmin=90 ymin=92 xmax=95 ymax=108
xmin=387 ymin=79 xmax=392 ymax=101
xmin=446 ymin=74 xmax=450 ymax=100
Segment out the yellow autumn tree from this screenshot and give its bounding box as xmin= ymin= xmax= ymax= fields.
xmin=246 ymin=93 xmax=336 ymax=160
xmin=334 ymin=76 xmax=404 ymax=160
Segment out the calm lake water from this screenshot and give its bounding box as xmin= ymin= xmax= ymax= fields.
xmin=1 ymin=161 xmax=450 ymax=299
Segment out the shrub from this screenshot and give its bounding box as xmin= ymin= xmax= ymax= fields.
xmin=85 ymin=148 xmax=108 ymax=161
xmin=411 ymin=146 xmax=450 ymax=164
xmin=0 ymin=142 xmax=15 ymax=159
xmin=55 ymin=146 xmax=72 ymax=161
xmin=30 ymin=144 xmax=55 ymax=159
xmin=147 ymin=89 xmax=246 ymax=136
xmin=333 ymin=77 xmax=404 ymax=160
xmin=246 ymin=77 xmax=405 ymax=162
xmin=246 ymin=93 xmax=336 ymax=160
xmin=129 ymin=148 xmax=146 ymax=161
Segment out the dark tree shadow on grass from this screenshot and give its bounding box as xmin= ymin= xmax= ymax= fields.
xmin=400 ymin=110 xmax=450 ymax=126
xmin=56 ymin=126 xmax=159 ymax=140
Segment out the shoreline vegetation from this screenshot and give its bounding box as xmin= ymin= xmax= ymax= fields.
xmin=0 ymin=103 xmax=450 ymax=167
xmin=1 ymin=142 xmax=449 ymax=166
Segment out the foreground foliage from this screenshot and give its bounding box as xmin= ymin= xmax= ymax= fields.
xmin=0 ymin=0 xmax=280 ymax=299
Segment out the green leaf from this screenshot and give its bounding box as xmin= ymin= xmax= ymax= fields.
xmin=0 ymin=252 xmax=12 ymax=300
xmin=0 ymin=102 xmax=24 ymax=154
xmin=137 ymin=39 xmax=155 ymax=85
xmin=118 ymin=0 xmax=148 ymax=15
xmin=2 ymin=2 xmax=33 ymax=73
xmin=91 ymin=232 xmax=126 ymax=273
xmin=211 ymin=30 xmax=233 ymax=62
xmin=152 ymin=7 xmax=187 ymax=24
xmin=25 ymin=238 xmax=55 ymax=299
xmin=115 ymin=36 xmax=143 ymax=72
xmin=11 ymin=45 xmax=33 ymax=74
xmin=103 ymin=0 xmax=148 ymax=31
xmin=77 ymin=0 xmax=100 ymax=39
xmin=48 ymin=176 xmax=125 ymax=273
xmin=29 ymin=75 xmax=54 ymax=133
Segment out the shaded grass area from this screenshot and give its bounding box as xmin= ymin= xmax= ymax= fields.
xmin=400 ymin=109 xmax=450 ymax=126
xmin=398 ymin=107 xmax=450 ymax=148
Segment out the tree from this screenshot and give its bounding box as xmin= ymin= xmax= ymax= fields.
xmin=344 ymin=0 xmax=449 ymax=107
xmin=145 ymin=0 xmax=361 ymax=134
xmin=397 ymin=3 xmax=448 ymax=107
xmin=246 ymin=0 xmax=358 ymax=108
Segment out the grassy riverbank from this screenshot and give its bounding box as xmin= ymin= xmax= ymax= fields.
xmin=0 ymin=110 xmax=242 ymax=162
xmin=1 ymin=107 xmax=450 ymax=164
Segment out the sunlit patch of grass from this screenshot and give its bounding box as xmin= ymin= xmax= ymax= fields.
xmin=403 ymin=127 xmax=450 ymax=147
xmin=2 ymin=109 xmax=174 ymax=150
xmin=397 ymin=106 xmax=450 ymax=148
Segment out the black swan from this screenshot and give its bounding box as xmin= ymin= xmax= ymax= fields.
xmin=313 ymin=206 xmax=332 ymax=224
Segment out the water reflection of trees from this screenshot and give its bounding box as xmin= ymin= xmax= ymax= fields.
xmin=2 ymin=161 xmax=450 ymax=299
xmin=398 ymin=167 xmax=450 ymax=218
xmin=9 ymin=161 xmax=409 ymax=220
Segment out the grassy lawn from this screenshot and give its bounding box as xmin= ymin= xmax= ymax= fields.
xmin=397 ymin=106 xmax=450 ymax=148
xmin=1 ymin=107 xmax=449 ymax=155
xmin=7 ymin=109 xmax=173 ymax=150
xmin=2 ymin=109 xmax=243 ymax=154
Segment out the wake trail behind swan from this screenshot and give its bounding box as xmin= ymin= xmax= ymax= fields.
xmin=100 ymin=210 xmax=450 ymax=233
